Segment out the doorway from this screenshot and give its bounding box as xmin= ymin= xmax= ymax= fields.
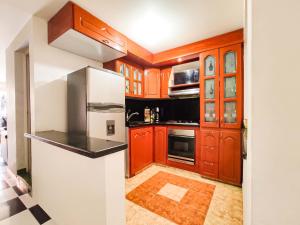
xmin=15 ymin=47 xmax=32 ymax=186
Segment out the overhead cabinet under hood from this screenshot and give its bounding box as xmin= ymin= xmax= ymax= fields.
xmin=48 ymin=2 xmax=127 ymax=62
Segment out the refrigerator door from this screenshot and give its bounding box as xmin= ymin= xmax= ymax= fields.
xmin=86 ymin=67 xmax=125 ymax=142
xmin=87 ymin=67 xmax=125 ymax=105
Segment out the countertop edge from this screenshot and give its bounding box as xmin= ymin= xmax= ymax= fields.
xmin=126 ymin=123 xmax=200 ymax=128
xmin=24 ymin=133 xmax=127 ymax=159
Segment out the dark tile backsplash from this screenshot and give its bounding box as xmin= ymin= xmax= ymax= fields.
xmin=126 ymin=97 xmax=200 ymax=122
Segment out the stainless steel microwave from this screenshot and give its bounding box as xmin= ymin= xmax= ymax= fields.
xmin=168 ymin=61 xmax=200 ymax=97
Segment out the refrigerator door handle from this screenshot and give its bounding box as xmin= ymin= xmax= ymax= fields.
xmin=87 ymin=102 xmax=125 ymax=113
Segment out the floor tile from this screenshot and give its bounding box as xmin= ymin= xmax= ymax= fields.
xmin=0 ymin=188 xmax=18 ymax=203
xmin=43 ymin=220 xmax=57 ymax=225
xmin=0 ymin=181 xmax=9 ymax=191
xmin=157 ymin=183 xmax=188 ymax=202
xmin=12 ymin=186 xmax=27 ymax=196
xmin=0 ymin=198 xmax=26 ymax=221
xmin=0 ymin=210 xmax=39 ymax=225
xmin=5 ymin=178 xmax=17 ymax=187
xmin=29 ymin=205 xmax=51 ymax=224
xmin=19 ymin=194 xmax=37 ymax=209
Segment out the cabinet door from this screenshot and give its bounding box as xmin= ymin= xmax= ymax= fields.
xmin=200 ymin=49 xmax=220 ymax=128
xmin=219 ymin=44 xmax=243 ymax=129
xmin=130 ymin=127 xmax=153 ymax=175
xmin=116 ymin=61 xmax=132 ymax=96
xmin=219 ymin=130 xmax=241 ymax=185
xmin=144 ymin=69 xmax=161 ymax=98
xmin=132 ymin=67 xmax=144 ymax=97
xmin=199 ymin=129 xmax=219 ymax=178
xmin=160 ymin=68 xmax=171 ymax=98
xmin=154 ymin=126 xmax=167 ymax=164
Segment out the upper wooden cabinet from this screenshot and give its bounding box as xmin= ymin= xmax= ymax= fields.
xmin=200 ymin=49 xmax=220 ymax=128
xmin=48 ymin=2 xmax=127 ymax=62
xmin=199 ymin=44 xmax=243 ymax=129
xmin=144 ymin=69 xmax=161 ymax=98
xmin=219 ymin=44 xmax=243 ymax=129
xmin=160 ymin=68 xmax=171 ymax=98
xmin=104 ymin=60 xmax=144 ymax=97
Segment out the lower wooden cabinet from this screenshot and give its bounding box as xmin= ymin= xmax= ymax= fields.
xmin=219 ymin=130 xmax=241 ymax=185
xmin=199 ymin=129 xmax=241 ymax=185
xmin=130 ymin=127 xmax=153 ymax=176
xmin=154 ymin=126 xmax=167 ymax=164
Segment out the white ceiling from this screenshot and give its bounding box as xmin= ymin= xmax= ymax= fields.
xmin=0 ymin=0 xmax=244 ymax=53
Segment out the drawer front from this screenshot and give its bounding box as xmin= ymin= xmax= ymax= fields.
xmin=200 ymin=130 xmax=219 ymax=147
xmin=73 ymin=5 xmax=127 ymax=53
xmin=200 ymin=161 xmax=218 ymax=178
xmin=200 ymin=145 xmax=218 ymax=163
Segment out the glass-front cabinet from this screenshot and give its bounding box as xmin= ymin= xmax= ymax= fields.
xmin=200 ymin=49 xmax=220 ymax=127
xmin=115 ymin=60 xmax=144 ymax=97
xmin=220 ymin=44 xmax=242 ymax=129
xmin=200 ymin=44 xmax=242 ymax=129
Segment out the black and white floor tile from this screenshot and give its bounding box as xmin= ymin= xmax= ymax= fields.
xmin=0 ymin=162 xmax=56 ymax=225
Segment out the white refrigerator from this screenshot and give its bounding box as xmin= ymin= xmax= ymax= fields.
xmin=67 ymin=66 xmax=125 ymax=143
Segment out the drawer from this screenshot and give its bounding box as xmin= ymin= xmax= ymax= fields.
xmin=200 ymin=130 xmax=219 ymax=147
xmin=200 ymin=161 xmax=218 ymax=179
xmin=200 ymin=145 xmax=219 ymax=163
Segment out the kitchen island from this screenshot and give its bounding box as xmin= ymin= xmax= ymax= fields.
xmin=25 ymin=131 xmax=127 ymax=225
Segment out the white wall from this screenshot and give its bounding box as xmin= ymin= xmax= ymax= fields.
xmin=6 ymin=16 xmax=102 ymax=174
xmin=31 ymin=17 xmax=102 ymax=132
xmin=246 ymin=0 xmax=300 ymax=224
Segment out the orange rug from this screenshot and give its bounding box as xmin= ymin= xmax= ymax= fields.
xmin=126 ymin=171 xmax=215 ymax=225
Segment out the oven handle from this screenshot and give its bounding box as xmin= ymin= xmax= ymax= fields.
xmin=168 ymin=134 xmax=195 ymax=139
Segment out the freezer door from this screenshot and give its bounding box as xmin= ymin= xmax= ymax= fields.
xmin=87 ymin=111 xmax=125 ymax=142
xmin=87 ymin=67 xmax=125 ymax=105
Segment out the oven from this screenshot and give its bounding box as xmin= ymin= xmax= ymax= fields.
xmin=168 ymin=128 xmax=195 ymax=165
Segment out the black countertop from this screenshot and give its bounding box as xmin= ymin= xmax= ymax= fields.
xmin=127 ymin=121 xmax=200 ymax=128
xmin=25 ymin=131 xmax=127 ymax=158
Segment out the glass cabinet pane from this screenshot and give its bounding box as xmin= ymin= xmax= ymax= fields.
xmin=133 ymin=70 xmax=137 ymax=80
xmin=205 ymin=79 xmax=215 ymax=99
xmin=138 ymin=83 xmax=142 ymax=95
xmin=133 ymin=82 xmax=137 ymax=95
xmin=138 ymin=71 xmax=142 ymax=81
xmin=224 ymin=102 xmax=237 ymax=123
xmin=224 ymin=76 xmax=236 ymax=98
xmin=205 ymin=102 xmax=216 ymax=122
xmin=125 ymin=66 xmax=130 ymax=78
xmin=125 ymin=80 xmax=130 ymax=94
xmin=224 ymin=51 xmax=236 ymax=74
xmin=119 ymin=64 xmax=124 ymax=75
xmin=205 ymin=56 xmax=216 ymax=76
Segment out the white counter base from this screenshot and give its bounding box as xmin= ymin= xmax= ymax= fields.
xmin=31 ymin=139 xmax=125 ymax=225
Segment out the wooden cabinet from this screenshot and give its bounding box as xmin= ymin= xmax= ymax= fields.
xmin=200 ymin=44 xmax=243 ymax=129
xmin=130 ymin=127 xmax=153 ymax=175
xmin=219 ymin=44 xmax=243 ymax=129
xmin=154 ymin=126 xmax=167 ymax=164
xmin=199 ymin=129 xmax=241 ymax=185
xmin=104 ymin=60 xmax=144 ymax=97
xmin=219 ymin=130 xmax=241 ymax=185
xmin=144 ymin=69 xmax=161 ymax=98
xmin=48 ymin=2 xmax=127 ymax=62
xmin=160 ymin=68 xmax=171 ymax=98
xmin=199 ymin=130 xmax=219 ymax=178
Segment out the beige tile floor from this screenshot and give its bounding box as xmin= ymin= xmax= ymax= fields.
xmin=126 ymin=164 xmax=243 ymax=225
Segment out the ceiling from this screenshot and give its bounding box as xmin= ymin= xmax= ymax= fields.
xmin=0 ymin=0 xmax=244 ymax=53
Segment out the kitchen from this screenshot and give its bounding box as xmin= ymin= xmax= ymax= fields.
xmin=4 ymin=1 xmax=243 ymax=225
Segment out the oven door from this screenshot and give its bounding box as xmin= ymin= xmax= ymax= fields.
xmin=168 ymin=129 xmax=195 ymax=165
xmin=173 ymin=69 xmax=199 ymax=85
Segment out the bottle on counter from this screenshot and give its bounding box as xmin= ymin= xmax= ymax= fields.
xmin=155 ymin=107 xmax=160 ymax=122
xmin=144 ymin=106 xmax=150 ymax=123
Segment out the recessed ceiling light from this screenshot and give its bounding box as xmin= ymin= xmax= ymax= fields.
xmin=177 ymin=57 xmax=182 ymax=62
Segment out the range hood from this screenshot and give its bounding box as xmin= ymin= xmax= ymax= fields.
xmin=168 ymin=61 xmax=200 ymax=98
